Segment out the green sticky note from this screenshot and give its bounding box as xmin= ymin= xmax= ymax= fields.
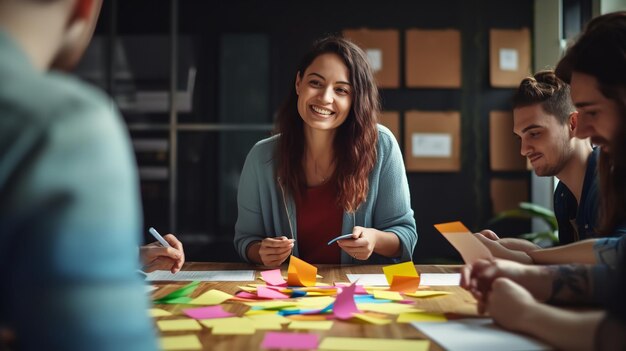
xmin=154 ymin=281 xmax=200 ymax=303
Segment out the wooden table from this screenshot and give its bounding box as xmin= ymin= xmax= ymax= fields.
xmin=152 ymin=262 xmax=479 ymax=350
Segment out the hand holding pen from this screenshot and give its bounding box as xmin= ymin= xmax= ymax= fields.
xmin=140 ymin=227 xmax=185 ymax=274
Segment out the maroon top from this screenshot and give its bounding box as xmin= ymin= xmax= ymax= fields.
xmin=295 ymin=180 xmax=343 ymax=264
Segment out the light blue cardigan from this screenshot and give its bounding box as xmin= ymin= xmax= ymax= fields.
xmin=234 ymin=124 xmax=417 ymax=264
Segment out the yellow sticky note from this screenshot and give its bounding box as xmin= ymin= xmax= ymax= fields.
xmin=210 ymin=317 xmax=256 ymax=335
xmin=244 ymin=300 xmax=298 ymax=310
xmin=149 ymin=308 xmax=173 ymax=317
xmin=246 ymin=314 xmax=292 ymax=324
xmin=352 ymin=313 xmax=392 ymax=325
xmin=405 ymin=291 xmax=453 ymax=298
xmin=382 ymin=261 xmax=419 ymax=285
xmin=389 ymin=275 xmax=421 ymax=293
xmin=287 ymin=256 xmax=318 ymax=287
xmin=295 ymin=296 xmax=335 ymax=308
xmin=357 ymin=303 xmax=423 ymax=315
xmin=188 ymin=289 xmax=232 ymax=305
xmin=160 ymin=335 xmax=202 ymax=350
xmin=288 ymin=320 xmax=334 ymax=330
xmin=319 ymin=337 xmax=429 ymax=351
xmin=397 ymin=311 xmax=447 ymax=323
xmin=372 ymin=290 xmax=404 ymax=301
xmin=244 ymin=309 xmax=277 ymax=316
xmin=157 ymin=319 xmax=202 ymax=331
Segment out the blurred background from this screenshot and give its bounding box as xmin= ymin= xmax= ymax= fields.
xmin=73 ymin=0 xmax=625 ymax=263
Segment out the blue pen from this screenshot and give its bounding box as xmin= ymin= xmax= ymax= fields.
xmin=148 ymin=227 xmax=172 ymax=248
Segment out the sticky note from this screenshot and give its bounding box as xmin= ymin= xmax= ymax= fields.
xmin=404 ymin=291 xmax=453 ymax=298
xmin=149 ymin=308 xmax=173 ymax=317
xmin=357 ymin=303 xmax=423 ymax=315
xmin=319 ymin=337 xmax=430 ymax=351
xmin=183 ymin=305 xmax=234 ymax=319
xmin=372 ymin=290 xmax=404 ymax=301
xmin=389 ymin=275 xmax=421 ymax=293
xmin=352 ymin=313 xmax=392 ymax=325
xmin=157 ymin=319 xmax=202 ymax=331
xmin=261 ymin=332 xmax=319 ymax=350
xmin=200 ymin=317 xmax=255 ymax=334
xmin=434 ymin=221 xmax=493 ymax=264
xmin=287 ymin=256 xmax=318 ymax=287
xmin=153 ymin=281 xmax=200 ymax=304
xmin=245 ymin=300 xmax=298 ymax=310
xmin=160 ymin=335 xmax=202 ymax=350
xmin=257 ymin=286 xmax=290 ymax=299
xmin=188 ymin=289 xmax=232 ymax=305
xmin=397 ymin=311 xmax=447 ymax=323
xmin=333 ymin=283 xmax=360 ymax=320
xmin=288 ymin=320 xmax=334 ymax=330
xmin=382 ymin=261 xmax=418 ymax=285
xmin=261 ymin=269 xmax=288 ymax=286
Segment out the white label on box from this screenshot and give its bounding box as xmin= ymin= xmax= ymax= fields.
xmin=366 ymin=49 xmax=383 ymax=72
xmin=499 ymin=48 xmax=519 ymax=71
xmin=412 ymin=133 xmax=452 ymax=158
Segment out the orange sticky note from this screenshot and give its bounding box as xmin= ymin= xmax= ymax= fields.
xmin=382 ymin=261 xmax=418 ymax=285
xmin=287 ymin=256 xmax=317 ymax=287
xmin=434 ymin=221 xmax=493 ymax=264
xmin=433 ymin=221 xmax=470 ymax=233
xmin=389 ymin=275 xmax=421 ymax=293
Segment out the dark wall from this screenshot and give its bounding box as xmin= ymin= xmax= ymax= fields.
xmin=93 ymin=0 xmax=533 ymax=263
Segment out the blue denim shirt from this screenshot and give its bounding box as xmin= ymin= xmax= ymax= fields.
xmin=553 ymin=148 xmax=600 ymax=245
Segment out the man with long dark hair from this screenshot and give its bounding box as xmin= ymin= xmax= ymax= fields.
xmin=461 ymin=12 xmax=626 ymax=350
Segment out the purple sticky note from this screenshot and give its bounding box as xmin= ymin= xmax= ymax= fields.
xmin=261 ymin=269 xmax=288 ymax=286
xmin=257 ymin=286 xmax=290 ymax=299
xmin=261 ymin=332 xmax=319 ymax=350
xmin=183 ymin=305 xmax=235 ymax=320
xmin=333 ymin=282 xmax=360 ymax=320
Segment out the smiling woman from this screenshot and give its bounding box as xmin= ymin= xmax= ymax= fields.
xmin=234 ymin=36 xmax=417 ymax=267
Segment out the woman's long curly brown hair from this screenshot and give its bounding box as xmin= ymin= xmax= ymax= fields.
xmin=275 ymin=36 xmax=379 ymax=213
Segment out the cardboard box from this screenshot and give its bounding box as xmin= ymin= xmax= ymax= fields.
xmin=489 ymin=28 xmax=531 ymax=88
xmin=404 ymin=111 xmax=461 ymax=172
xmin=343 ymin=29 xmax=399 ymax=88
xmin=405 ymin=29 xmax=461 ymax=88
xmin=379 ymin=111 xmax=400 ymax=143
xmin=490 ymin=111 xmax=527 ymax=171
xmin=490 ymin=178 xmax=529 ymax=214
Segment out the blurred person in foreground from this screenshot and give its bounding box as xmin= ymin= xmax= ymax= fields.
xmin=0 ymin=0 xmax=158 ymax=349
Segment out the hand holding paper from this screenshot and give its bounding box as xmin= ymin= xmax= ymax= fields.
xmin=434 ymin=221 xmax=493 ymax=264
xmin=258 ymin=236 xmax=295 ymax=267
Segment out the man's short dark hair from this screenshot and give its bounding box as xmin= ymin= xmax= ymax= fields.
xmin=512 ymin=70 xmax=575 ymax=124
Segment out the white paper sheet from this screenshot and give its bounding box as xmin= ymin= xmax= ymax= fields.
xmin=411 ymin=133 xmax=452 ymax=157
xmin=420 ymin=273 xmax=461 ymax=286
xmin=412 ymin=318 xmax=551 ymax=351
xmin=346 ymin=273 xmax=460 ymax=286
xmin=145 ymin=270 xmax=256 ymax=282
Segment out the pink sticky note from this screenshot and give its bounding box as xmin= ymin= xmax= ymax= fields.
xmin=261 ymin=332 xmax=319 ymax=350
xmin=261 ymin=269 xmax=288 ymax=286
xmin=335 ymin=283 xmax=368 ymax=295
xmin=257 ymin=286 xmax=290 ymax=299
xmin=333 ymin=282 xmax=360 ymax=320
xmin=183 ymin=305 xmax=235 ymax=320
xmin=235 ymin=291 xmax=266 ymax=300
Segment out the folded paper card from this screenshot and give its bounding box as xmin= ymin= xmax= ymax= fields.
xmin=434 ymin=221 xmax=493 ymax=264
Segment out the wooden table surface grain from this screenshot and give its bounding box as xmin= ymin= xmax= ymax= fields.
xmin=151 ymin=262 xmax=480 ymax=351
